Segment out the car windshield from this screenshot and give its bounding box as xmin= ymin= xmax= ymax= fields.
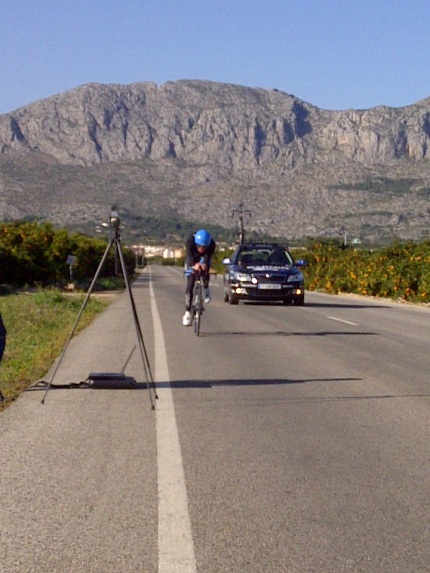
xmin=237 ymin=248 xmax=293 ymax=267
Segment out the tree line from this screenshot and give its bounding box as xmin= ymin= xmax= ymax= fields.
xmin=1 ymin=221 xmax=429 ymax=304
xmin=0 ymin=221 xmax=135 ymax=288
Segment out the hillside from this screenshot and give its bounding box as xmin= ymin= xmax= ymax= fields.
xmin=1 ymin=80 xmax=430 ymax=242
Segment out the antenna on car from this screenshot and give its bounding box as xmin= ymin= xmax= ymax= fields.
xmin=231 ymin=203 xmax=252 ymax=244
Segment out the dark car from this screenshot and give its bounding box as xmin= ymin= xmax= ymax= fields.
xmin=222 ymin=243 xmax=306 ymax=305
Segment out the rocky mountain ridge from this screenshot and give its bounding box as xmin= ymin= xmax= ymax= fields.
xmin=0 ymin=80 xmax=429 ymax=242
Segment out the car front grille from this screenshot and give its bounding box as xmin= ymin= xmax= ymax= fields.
xmin=254 ymin=272 xmax=286 ymax=284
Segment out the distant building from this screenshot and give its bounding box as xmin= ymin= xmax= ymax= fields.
xmin=163 ymin=247 xmax=185 ymax=259
xmin=131 ymin=244 xmax=185 ymax=259
xmin=163 ymin=248 xmax=175 ymax=259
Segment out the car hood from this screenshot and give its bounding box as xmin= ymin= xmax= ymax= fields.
xmin=233 ymin=264 xmax=300 ymax=276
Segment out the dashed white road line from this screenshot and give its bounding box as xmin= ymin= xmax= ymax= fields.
xmin=149 ymin=269 xmax=197 ymax=573
xmin=327 ymin=316 xmax=359 ymax=326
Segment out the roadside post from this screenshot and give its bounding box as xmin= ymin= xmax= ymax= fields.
xmin=66 ymin=255 xmax=77 ymax=289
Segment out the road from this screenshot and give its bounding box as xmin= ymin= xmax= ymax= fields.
xmin=1 ymin=264 xmax=429 ymax=572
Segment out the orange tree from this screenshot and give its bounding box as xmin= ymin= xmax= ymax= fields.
xmin=0 ymin=221 xmax=135 ymax=287
xmin=303 ymin=239 xmax=430 ymax=303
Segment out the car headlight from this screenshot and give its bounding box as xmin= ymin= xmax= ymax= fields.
xmin=231 ymin=271 xmax=252 ymax=282
xmin=287 ymin=271 xmax=303 ymax=283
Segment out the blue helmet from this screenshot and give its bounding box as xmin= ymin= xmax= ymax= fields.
xmin=194 ymin=229 xmax=212 ymax=247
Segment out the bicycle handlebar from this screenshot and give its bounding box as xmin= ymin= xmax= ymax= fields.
xmin=184 ymin=267 xmax=208 ymax=277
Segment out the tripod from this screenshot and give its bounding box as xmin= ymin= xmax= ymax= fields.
xmin=41 ymin=225 xmax=157 ymax=409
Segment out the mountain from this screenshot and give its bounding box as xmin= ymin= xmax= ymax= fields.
xmin=1 ymin=80 xmax=430 ymax=243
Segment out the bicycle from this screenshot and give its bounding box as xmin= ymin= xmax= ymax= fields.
xmin=191 ymin=271 xmax=204 ymax=336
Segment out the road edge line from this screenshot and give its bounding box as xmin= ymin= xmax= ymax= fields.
xmin=149 ymin=269 xmax=197 ymax=573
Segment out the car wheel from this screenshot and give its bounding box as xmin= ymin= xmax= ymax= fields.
xmin=223 ymin=291 xmax=229 ymax=303
xmin=228 ymin=292 xmax=239 ymax=305
xmin=294 ymin=295 xmax=305 ymax=306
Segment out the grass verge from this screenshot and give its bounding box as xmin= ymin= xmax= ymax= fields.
xmin=0 ymin=289 xmax=112 ymax=410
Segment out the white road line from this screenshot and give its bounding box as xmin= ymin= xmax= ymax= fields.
xmin=149 ymin=270 xmax=197 ymax=573
xmin=327 ymin=316 xmax=359 ymax=326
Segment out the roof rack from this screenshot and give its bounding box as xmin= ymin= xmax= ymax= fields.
xmin=238 ymin=242 xmax=289 ymax=249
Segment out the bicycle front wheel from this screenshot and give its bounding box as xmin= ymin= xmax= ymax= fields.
xmin=194 ymin=308 xmax=201 ymax=336
xmin=193 ymin=284 xmax=203 ymax=336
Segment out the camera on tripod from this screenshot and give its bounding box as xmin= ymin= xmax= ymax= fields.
xmin=41 ymin=203 xmax=157 ymax=408
xmin=109 ymin=207 xmax=120 ymax=230
xmin=101 ymin=206 xmax=121 ymax=237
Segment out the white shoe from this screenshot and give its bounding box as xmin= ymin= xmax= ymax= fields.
xmin=204 ymin=288 xmax=211 ymax=303
xmin=182 ymin=310 xmax=192 ymax=326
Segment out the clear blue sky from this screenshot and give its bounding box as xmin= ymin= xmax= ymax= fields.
xmin=1 ymin=0 xmax=429 ymax=114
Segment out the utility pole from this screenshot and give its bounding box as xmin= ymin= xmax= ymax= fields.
xmin=232 ymin=203 xmax=252 ymax=244
xmin=340 ymin=226 xmax=348 ymax=249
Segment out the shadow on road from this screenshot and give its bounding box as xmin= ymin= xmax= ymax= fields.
xmin=238 ymin=300 xmax=391 ymax=309
xmin=154 ymin=379 xmax=430 ymax=402
xmin=304 ymin=302 xmax=391 ymax=309
xmin=203 ymin=331 xmax=378 ymax=337
xmin=158 ymin=377 xmax=362 ymax=388
xmin=24 ymin=378 xmax=430 ymax=403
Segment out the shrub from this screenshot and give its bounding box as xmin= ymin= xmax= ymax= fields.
xmin=304 ymin=239 xmax=430 ymax=303
xmin=0 ymin=222 xmax=136 ymax=288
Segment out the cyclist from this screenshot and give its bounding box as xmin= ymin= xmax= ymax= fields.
xmin=182 ymin=229 xmax=216 ymax=326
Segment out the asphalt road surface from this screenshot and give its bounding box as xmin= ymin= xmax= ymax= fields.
xmin=1 ymin=265 xmax=429 ymax=573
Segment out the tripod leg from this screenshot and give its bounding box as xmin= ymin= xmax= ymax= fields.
xmin=116 ymin=240 xmax=158 ymax=409
xmin=41 ymin=239 xmax=114 ymax=404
